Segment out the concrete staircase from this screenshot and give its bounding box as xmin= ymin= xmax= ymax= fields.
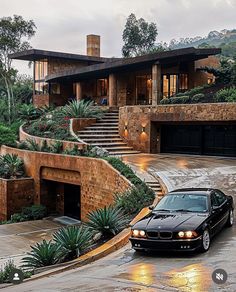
xmin=146 ymin=181 xmax=164 ymax=200
xmin=77 ymin=110 xmax=140 ymax=156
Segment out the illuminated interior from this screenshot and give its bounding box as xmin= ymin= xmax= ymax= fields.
xmin=34 ymin=59 xmax=48 ymax=95
xmin=162 ymin=74 xmax=189 ymax=98
xmin=136 ymin=75 xmax=152 ymax=105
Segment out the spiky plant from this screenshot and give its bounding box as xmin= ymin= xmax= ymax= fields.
xmin=25 ymin=138 xmax=41 ymax=151
xmin=53 ymin=226 xmax=93 ymax=260
xmin=86 ymin=205 xmax=129 ymax=238
xmin=21 ymin=240 xmax=61 ymax=269
xmin=18 ymin=104 xmax=40 ymax=121
xmin=62 ymin=100 xmax=104 ymax=119
xmin=0 ymin=154 xmax=25 ymax=179
xmin=50 ymin=141 xmax=63 ymax=153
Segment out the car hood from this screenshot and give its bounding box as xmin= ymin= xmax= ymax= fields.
xmin=133 ymin=212 xmax=208 ymax=231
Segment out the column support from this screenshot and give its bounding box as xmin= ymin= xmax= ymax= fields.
xmin=109 ymin=74 xmax=117 ymax=107
xmin=152 ymin=64 xmax=161 ymax=105
xmin=76 ymin=82 xmax=82 ymax=101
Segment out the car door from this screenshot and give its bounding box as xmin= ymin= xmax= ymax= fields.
xmin=210 ymin=191 xmax=228 ymax=235
xmin=214 ymin=190 xmax=229 ymax=228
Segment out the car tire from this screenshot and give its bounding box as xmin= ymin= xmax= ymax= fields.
xmin=200 ymin=229 xmax=211 ymax=252
xmin=226 ymin=209 xmax=234 ymax=227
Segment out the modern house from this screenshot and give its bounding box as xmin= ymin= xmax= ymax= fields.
xmin=10 ymin=34 xmax=220 ymax=108
xmin=10 ymin=35 xmax=236 ymax=158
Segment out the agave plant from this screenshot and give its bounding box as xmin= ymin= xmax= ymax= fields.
xmin=18 ymin=104 xmax=40 ymax=121
xmin=62 ymin=100 xmax=104 ymax=119
xmin=86 ymin=205 xmax=129 ymax=238
xmin=53 ymin=225 xmax=93 ymax=260
xmin=25 ymin=138 xmax=41 ymax=151
xmin=21 ymin=240 xmax=61 ymax=269
xmin=0 ymin=154 xmax=25 ymax=179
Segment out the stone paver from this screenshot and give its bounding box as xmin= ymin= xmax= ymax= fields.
xmin=3 ymin=154 xmax=236 ymax=291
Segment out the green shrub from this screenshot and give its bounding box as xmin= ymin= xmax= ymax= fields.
xmin=0 ymin=154 xmax=25 ymax=179
xmin=18 ymin=104 xmax=40 ymax=121
xmin=0 ymin=260 xmax=30 ymax=283
xmin=10 ymin=213 xmax=28 ymax=223
xmin=21 ymin=205 xmax=47 ymax=220
xmin=50 ymin=141 xmax=63 ymax=153
xmin=115 ymin=184 xmax=155 ymax=216
xmin=21 ymin=240 xmax=61 ymax=269
xmin=191 ymin=93 xmax=205 ymax=103
xmin=215 ymin=87 xmax=236 ymax=102
xmin=53 ymin=226 xmax=93 ymax=261
xmin=0 ymin=125 xmax=17 ymax=147
xmin=87 ymin=205 xmax=129 ymax=238
xmin=62 ymin=100 xmax=104 ymax=119
xmin=184 ymin=86 xmax=204 ymax=97
xmin=160 ymin=98 xmax=170 ymax=104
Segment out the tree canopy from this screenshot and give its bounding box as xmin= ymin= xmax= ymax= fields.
xmin=122 ymin=14 xmax=158 ymax=57
xmin=0 ymin=15 xmax=36 ymax=123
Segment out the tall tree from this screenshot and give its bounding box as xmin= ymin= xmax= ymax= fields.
xmin=0 ymin=15 xmax=36 ymax=123
xmin=122 ymin=14 xmax=158 ymax=57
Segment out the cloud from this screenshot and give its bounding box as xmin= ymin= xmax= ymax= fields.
xmin=1 ymin=0 xmax=235 ymax=74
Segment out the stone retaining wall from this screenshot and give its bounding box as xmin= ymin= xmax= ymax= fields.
xmin=119 ymin=103 xmax=236 ymax=152
xmin=0 ymin=178 xmax=34 ymax=220
xmin=0 ymin=146 xmax=131 ymax=221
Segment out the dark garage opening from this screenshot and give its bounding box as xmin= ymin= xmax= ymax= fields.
xmin=159 ymin=123 xmax=236 ymax=157
xmin=41 ymin=181 xmax=81 ymax=220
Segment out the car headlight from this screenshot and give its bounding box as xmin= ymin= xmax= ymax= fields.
xmin=132 ymin=229 xmax=146 ymax=238
xmin=177 ymin=231 xmax=198 ymax=239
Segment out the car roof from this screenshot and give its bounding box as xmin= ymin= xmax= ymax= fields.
xmin=168 ymin=188 xmax=215 ymax=196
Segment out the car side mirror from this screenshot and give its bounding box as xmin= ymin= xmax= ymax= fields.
xmin=212 ymin=206 xmax=219 ymax=213
xmin=149 ymin=206 xmax=154 ymax=211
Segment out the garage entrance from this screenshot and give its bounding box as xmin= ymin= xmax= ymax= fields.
xmin=156 ymin=123 xmax=236 ymax=157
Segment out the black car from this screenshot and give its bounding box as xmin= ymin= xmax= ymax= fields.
xmin=130 ymin=188 xmax=234 ymax=252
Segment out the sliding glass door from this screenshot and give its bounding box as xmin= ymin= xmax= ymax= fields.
xmin=162 ymin=74 xmax=188 ymax=98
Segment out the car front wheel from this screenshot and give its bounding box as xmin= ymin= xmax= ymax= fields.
xmin=200 ymin=229 xmax=211 ymax=252
xmin=226 ymin=209 xmax=234 ymax=227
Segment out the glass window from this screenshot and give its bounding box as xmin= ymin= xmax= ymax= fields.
xmin=50 ymin=83 xmax=61 ymax=95
xmin=136 ymin=75 xmax=152 ymax=105
xmin=34 ymin=60 xmax=48 ymax=95
xmin=154 ymin=193 xmax=208 ymax=213
xmin=97 ymin=79 xmax=108 ymax=97
xmin=211 ymin=191 xmax=226 ymax=207
xmin=179 ymin=74 xmax=188 ymax=91
xmin=162 ymin=75 xmax=169 ymax=98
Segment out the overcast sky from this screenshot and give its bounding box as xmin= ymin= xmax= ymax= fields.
xmin=1 ymin=0 xmax=236 ymax=74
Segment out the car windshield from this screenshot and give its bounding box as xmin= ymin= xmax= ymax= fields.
xmin=154 ymin=193 xmax=208 ymax=213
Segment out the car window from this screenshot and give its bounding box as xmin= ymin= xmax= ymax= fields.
xmin=211 ymin=191 xmax=226 ymax=207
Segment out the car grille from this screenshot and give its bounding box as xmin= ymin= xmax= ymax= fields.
xmin=147 ymin=231 xmax=173 ymax=239
xmin=146 ymin=231 xmax=159 ymax=238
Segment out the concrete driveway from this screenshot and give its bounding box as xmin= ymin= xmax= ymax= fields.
xmin=3 ymin=154 xmax=236 ymax=292
xmin=0 ymin=219 xmax=62 ymax=268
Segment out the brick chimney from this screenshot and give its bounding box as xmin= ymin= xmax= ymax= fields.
xmin=87 ymin=34 xmax=100 ymax=57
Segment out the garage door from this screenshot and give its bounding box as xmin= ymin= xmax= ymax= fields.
xmin=161 ymin=124 xmax=236 ymax=157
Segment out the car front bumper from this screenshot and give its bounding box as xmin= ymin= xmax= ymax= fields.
xmin=130 ymin=236 xmax=202 ymax=252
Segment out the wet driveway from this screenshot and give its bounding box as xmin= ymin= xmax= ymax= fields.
xmin=3 ymin=154 xmax=236 ymax=292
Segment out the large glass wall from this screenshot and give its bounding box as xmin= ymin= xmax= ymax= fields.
xmin=136 ymin=75 xmax=152 ymax=105
xmin=162 ymin=74 xmax=188 ymax=98
xmin=34 ymin=60 xmax=48 ymax=95
xmin=96 ymin=78 xmax=108 ymax=97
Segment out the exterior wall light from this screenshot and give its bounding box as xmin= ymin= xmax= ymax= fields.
xmin=124 ymin=125 xmax=128 ymax=130
xmin=142 ymin=126 xmax=146 ymax=133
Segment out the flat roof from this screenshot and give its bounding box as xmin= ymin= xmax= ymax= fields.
xmin=45 ymin=47 xmax=221 ymax=82
xmin=9 ymin=49 xmax=113 ymax=63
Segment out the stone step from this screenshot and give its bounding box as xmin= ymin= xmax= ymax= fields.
xmin=109 ymin=150 xmax=141 ymax=155
xmin=78 ymin=130 xmax=119 ymax=134
xmin=78 ymin=134 xmax=121 ymax=139
xmin=85 ymin=126 xmax=119 ymax=130
xmin=105 ymin=146 xmax=135 ymax=151
xmin=96 ymin=121 xmax=118 ymax=125
xmin=91 ymin=142 xmax=128 ymax=147
xmin=83 ymin=138 xmax=123 ymax=142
